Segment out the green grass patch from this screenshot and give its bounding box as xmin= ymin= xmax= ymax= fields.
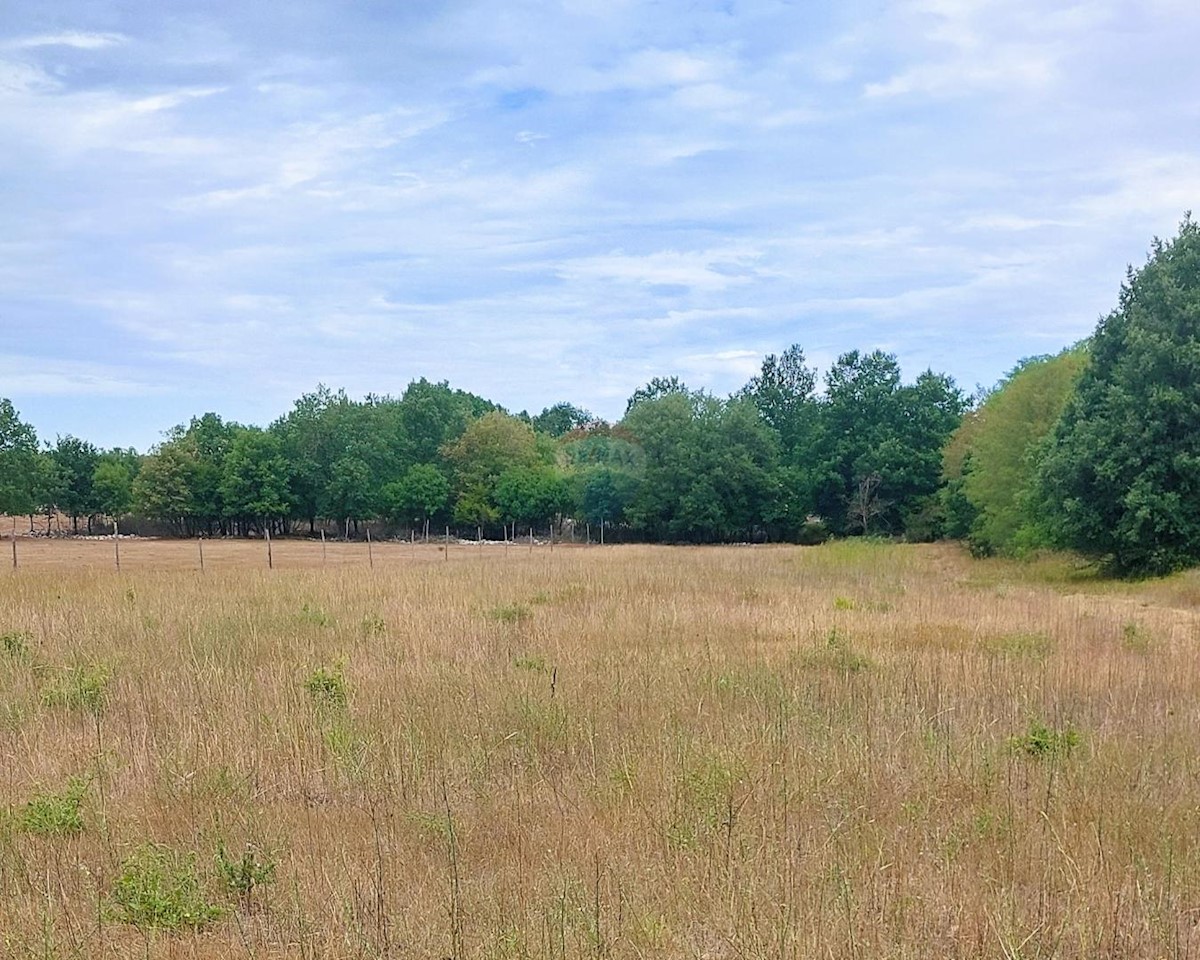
xmin=17 ymin=777 xmax=88 ymax=836
xmin=109 ymin=844 xmax=223 ymax=930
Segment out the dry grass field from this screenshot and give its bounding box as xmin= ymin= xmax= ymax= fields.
xmin=2 ymin=538 xmax=1199 ymax=959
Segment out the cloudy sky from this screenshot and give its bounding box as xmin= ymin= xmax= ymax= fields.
xmin=2 ymin=0 xmax=1198 ymax=449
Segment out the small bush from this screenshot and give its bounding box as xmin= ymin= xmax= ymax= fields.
xmin=304 ymin=664 xmax=347 ymax=709
xmin=322 ymin=718 xmax=367 ymax=776
xmin=801 ymin=628 xmax=871 ymax=673
xmin=1 ymin=630 xmax=32 ymax=661
xmin=361 ymin=614 xmax=386 ymax=637
xmin=109 ymin=844 xmax=223 ymax=930
xmin=216 ymin=841 xmax=277 ymax=902
xmin=513 ymin=654 xmax=547 ymax=673
xmin=1008 ymin=722 xmax=1080 ymax=759
xmin=18 ymin=777 xmax=88 ymax=836
xmin=1121 ymin=621 xmax=1155 ymax=653
xmin=41 ymin=665 xmax=111 ymax=715
xmin=833 ymin=596 xmax=855 ymax=611
xmin=488 ymin=603 xmax=531 ymax=625
xmin=298 ymin=603 xmax=332 ymax=627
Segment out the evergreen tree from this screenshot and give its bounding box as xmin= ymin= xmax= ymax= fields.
xmin=1037 ymin=215 xmax=1200 ymax=575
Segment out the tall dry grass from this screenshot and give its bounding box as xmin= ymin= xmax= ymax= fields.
xmin=1 ymin=540 xmax=1199 ymax=958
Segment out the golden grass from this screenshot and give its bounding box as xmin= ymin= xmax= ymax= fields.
xmin=2 ymin=539 xmax=1199 ymax=958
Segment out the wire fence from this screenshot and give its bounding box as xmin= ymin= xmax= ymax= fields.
xmin=1 ymin=531 xmax=609 ymax=573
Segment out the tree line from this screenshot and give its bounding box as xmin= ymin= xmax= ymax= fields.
xmin=4 ymin=216 xmax=1200 ymax=574
xmin=0 ymin=354 xmax=965 ymax=545
xmin=943 ymin=215 xmax=1200 ymax=576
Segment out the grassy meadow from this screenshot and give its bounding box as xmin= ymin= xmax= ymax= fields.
xmin=1 ymin=539 xmax=1199 ymax=959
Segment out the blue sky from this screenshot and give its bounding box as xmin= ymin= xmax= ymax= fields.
xmin=2 ymin=0 xmax=1199 ymax=450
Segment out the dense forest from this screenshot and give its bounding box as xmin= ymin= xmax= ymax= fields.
xmin=4 ymin=217 xmax=1200 ymax=576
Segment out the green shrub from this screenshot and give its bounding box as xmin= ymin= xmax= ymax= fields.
xmin=1 ymin=630 xmax=32 ymax=660
xmin=513 ymin=654 xmax=548 ymax=673
xmin=304 ymin=663 xmax=347 ymax=709
xmin=41 ymin=665 xmax=111 ymax=714
xmin=801 ymin=628 xmax=871 ymax=673
xmin=18 ymin=777 xmax=88 ymax=836
xmin=361 ymin=614 xmax=386 ymax=637
xmin=109 ymin=844 xmax=223 ymax=930
xmin=488 ymin=603 xmax=531 ymax=625
xmin=216 ymin=841 xmax=277 ymax=902
xmin=1121 ymin=621 xmax=1155 ymax=653
xmin=1008 ymin=722 xmax=1080 ymax=759
xmin=298 ymin=603 xmax=332 ymax=627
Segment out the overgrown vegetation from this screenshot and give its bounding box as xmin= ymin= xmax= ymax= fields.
xmin=2 ymin=542 xmax=1190 ymax=956
xmin=108 ymin=844 xmax=223 ymax=930
xmin=15 ymin=777 xmax=88 ymax=836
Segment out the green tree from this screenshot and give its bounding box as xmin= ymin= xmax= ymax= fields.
xmin=494 ymin=465 xmax=574 ymax=530
xmin=381 ymin=464 xmax=450 ymax=537
xmin=170 ymin=413 xmax=239 ymax=529
xmin=442 ymin=412 xmax=547 ymax=528
xmin=576 ymin=467 xmax=640 ymax=528
xmin=399 ymin=378 xmax=496 ymax=464
xmin=625 ymin=376 xmax=688 ymax=415
xmin=132 ymin=446 xmax=196 ymax=533
xmin=739 ymin=344 xmax=819 ymax=454
xmin=325 ymin=456 xmax=375 ymax=538
xmin=50 ymin=436 xmax=101 ymax=533
xmin=623 ymin=391 xmax=779 ymax=542
xmin=532 ymin=402 xmax=597 ymax=438
xmin=811 ymin=352 xmax=964 ymax=536
xmin=943 ymin=348 xmax=1086 ymax=555
xmin=272 ymin=386 xmax=351 ymax=532
xmin=1036 ymin=216 xmax=1200 ymax=575
xmin=220 ymin=428 xmax=293 ymax=534
xmin=92 ymin=453 xmax=137 ymax=522
xmin=0 ymin=400 xmax=42 ymax=520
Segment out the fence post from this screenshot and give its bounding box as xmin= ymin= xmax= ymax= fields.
xmin=367 ymin=528 xmax=374 ymax=569
xmin=266 ymin=526 xmax=273 ymax=570
xmin=198 ymin=537 xmax=205 ymax=572
xmin=445 ymin=525 xmax=450 ymax=561
xmin=114 ymin=520 xmax=121 ymax=572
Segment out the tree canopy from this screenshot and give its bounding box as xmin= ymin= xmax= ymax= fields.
xmin=1036 ymin=216 xmax=1200 ymax=575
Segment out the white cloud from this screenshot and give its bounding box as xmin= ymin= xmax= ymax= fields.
xmin=0 ymin=356 xmax=154 ymax=397
xmin=556 ymin=248 xmax=769 ymax=292
xmin=3 ymin=0 xmax=1200 ymax=440
xmin=1075 ymin=154 xmax=1200 ymax=226
xmin=10 ymin=31 xmax=128 ymax=50
xmin=677 ymin=349 xmax=762 ymax=382
xmin=860 ymin=0 xmax=1116 ymax=99
xmin=0 ymin=58 xmax=58 ymax=93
